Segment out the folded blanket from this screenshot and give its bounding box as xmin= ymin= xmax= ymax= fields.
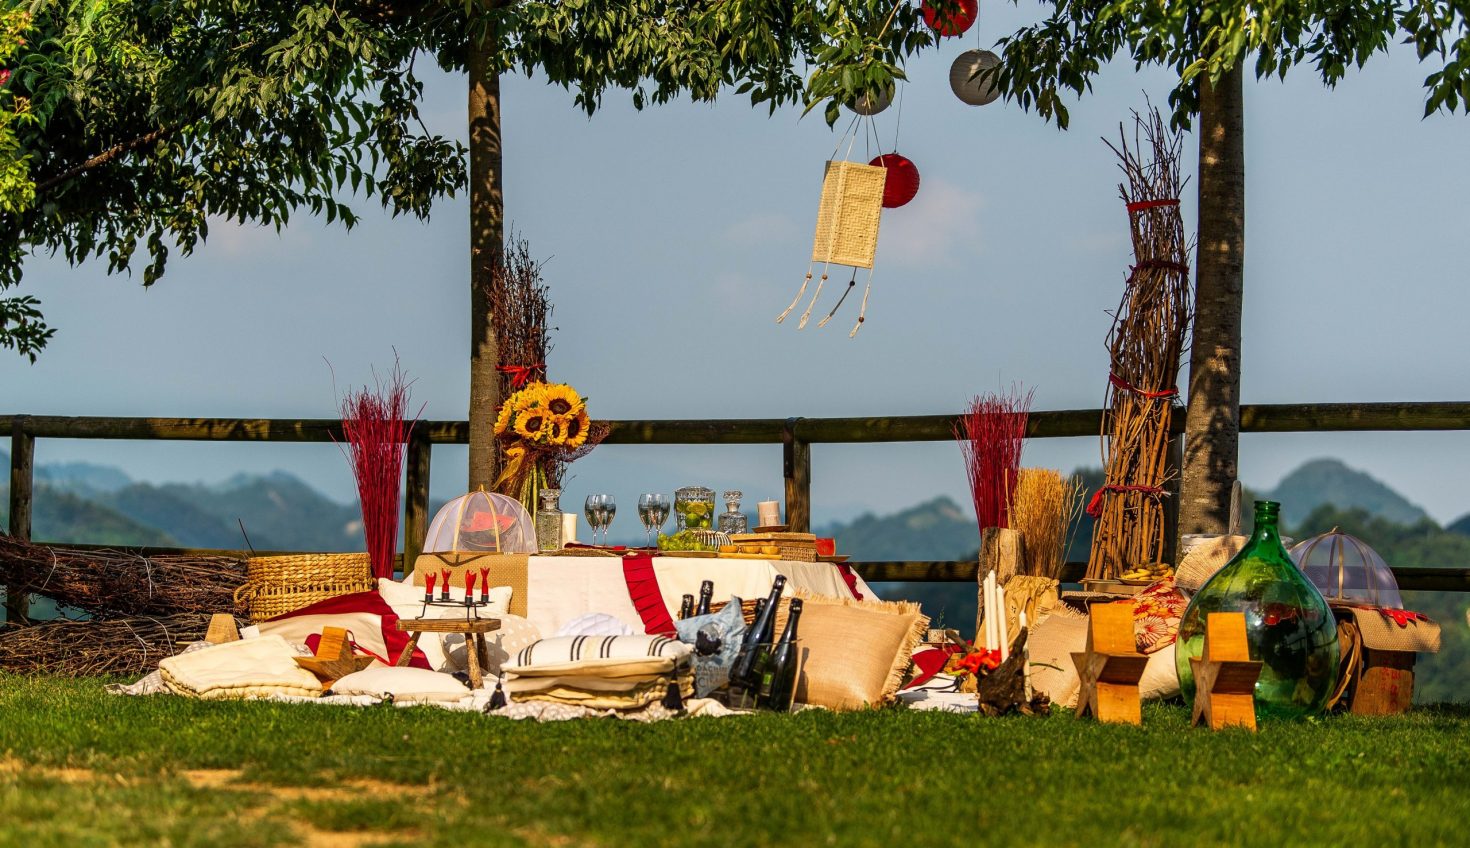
xmin=159 ymin=635 xmax=323 ymax=701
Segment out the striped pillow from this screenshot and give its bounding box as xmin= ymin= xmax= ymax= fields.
xmin=503 ymin=635 xmax=691 ymax=678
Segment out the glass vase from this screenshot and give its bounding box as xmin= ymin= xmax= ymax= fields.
xmin=718 ymin=490 xmax=749 ymax=535
xmin=1175 ymin=500 xmax=1339 ymax=720
xmin=535 ymin=488 xmax=563 ymax=552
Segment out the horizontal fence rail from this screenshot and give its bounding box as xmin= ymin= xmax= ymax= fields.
xmin=5 ymin=401 xmax=1470 ymax=624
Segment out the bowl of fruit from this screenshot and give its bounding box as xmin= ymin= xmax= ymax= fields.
xmin=673 ymin=486 xmax=716 ymax=531
xmin=1118 ymin=563 xmax=1174 ymax=585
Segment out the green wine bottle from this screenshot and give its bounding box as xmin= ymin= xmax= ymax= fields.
xmin=1176 ymin=500 xmax=1339 ymax=720
xmin=696 ymin=580 xmax=714 ymax=616
xmin=732 ymin=576 xmax=786 ymax=689
xmin=763 ymin=598 xmax=803 ymax=712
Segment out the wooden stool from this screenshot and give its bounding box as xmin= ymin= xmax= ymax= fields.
xmin=1071 ymin=604 xmax=1149 ymax=725
xmin=395 ymin=617 xmax=501 ymax=690
xmin=1190 ymin=612 xmax=1262 ymax=731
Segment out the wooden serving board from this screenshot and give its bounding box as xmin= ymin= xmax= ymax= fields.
xmin=730 ymin=532 xmax=817 ymax=543
xmin=717 ymin=553 xmax=776 ymax=560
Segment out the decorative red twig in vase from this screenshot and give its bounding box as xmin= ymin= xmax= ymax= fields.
xmin=954 ymin=386 xmax=1034 ymax=539
xmin=337 ymin=360 xmax=421 ymax=581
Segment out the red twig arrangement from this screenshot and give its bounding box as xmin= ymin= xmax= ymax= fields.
xmin=337 ymin=361 xmax=421 ymax=580
xmin=954 ymin=386 xmax=1034 ymax=538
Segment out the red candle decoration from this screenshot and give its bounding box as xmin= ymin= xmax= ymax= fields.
xmin=439 ymin=568 xmax=451 ymax=599
xmin=425 ymin=572 xmax=437 ymax=601
xmin=921 ymin=0 xmax=977 ymax=37
xmin=479 ymin=567 xmax=491 ymax=601
xmin=868 ymin=153 xmax=920 ymax=208
xmin=465 ymin=570 xmax=478 ymax=599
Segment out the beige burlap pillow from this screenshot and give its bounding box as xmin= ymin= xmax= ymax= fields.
xmin=771 ymin=591 xmax=928 ymax=711
xmin=1027 ymin=608 xmax=1088 ymax=708
xmin=1175 ymin=535 xmax=1247 ymax=592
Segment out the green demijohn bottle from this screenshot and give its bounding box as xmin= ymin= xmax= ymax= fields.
xmin=1175 ymin=500 xmax=1339 ymax=720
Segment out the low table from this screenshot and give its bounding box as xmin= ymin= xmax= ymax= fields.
xmin=396 ymin=617 xmax=501 ymax=689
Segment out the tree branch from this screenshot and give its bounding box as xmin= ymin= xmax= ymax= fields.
xmin=34 ymin=125 xmax=180 ymax=196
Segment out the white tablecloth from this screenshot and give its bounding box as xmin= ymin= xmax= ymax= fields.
xmin=523 ymin=556 xmax=876 ymax=637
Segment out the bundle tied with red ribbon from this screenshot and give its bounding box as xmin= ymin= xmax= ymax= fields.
xmin=1086 ymin=110 xmax=1194 ymax=580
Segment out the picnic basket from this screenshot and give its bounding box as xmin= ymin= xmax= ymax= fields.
xmin=233 ymin=553 xmax=375 ymax=621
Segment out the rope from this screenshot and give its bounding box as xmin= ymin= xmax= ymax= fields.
xmin=1126 ymin=258 xmax=1190 ymax=284
xmin=1085 ymin=484 xmax=1168 ymax=518
xmin=1108 ymin=373 xmax=1179 ymax=400
xmin=1125 ymin=198 xmax=1180 ymax=214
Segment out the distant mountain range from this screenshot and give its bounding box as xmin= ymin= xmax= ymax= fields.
xmin=0 ymin=449 xmax=1463 ymax=559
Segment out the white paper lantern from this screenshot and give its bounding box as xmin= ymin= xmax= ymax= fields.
xmin=950 ymin=49 xmax=1002 ymax=106
xmin=846 ymin=84 xmax=895 ymax=116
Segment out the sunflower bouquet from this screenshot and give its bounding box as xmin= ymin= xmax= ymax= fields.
xmin=493 ymin=381 xmax=603 ymax=510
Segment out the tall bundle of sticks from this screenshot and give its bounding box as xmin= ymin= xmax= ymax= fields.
xmin=1086 ymin=109 xmax=1193 ymax=579
xmin=484 ymin=232 xmax=555 ymax=400
xmin=954 ymin=386 xmax=1033 ymax=539
xmin=1011 ymin=469 xmax=1086 ymax=579
xmin=0 ymin=536 xmax=246 ymax=618
xmin=0 ymin=613 xmax=218 ymax=676
xmin=339 ymin=362 xmax=418 ymax=580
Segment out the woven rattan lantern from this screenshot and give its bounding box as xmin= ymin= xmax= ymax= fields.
xmin=951 ymin=49 xmax=1002 ymax=106
xmin=922 ymin=0 xmax=977 ymax=37
xmin=424 ymin=490 xmax=537 ymax=554
xmin=1290 ymin=529 xmax=1403 ymax=609
xmin=777 ymin=158 xmax=886 ymax=336
xmin=868 ymin=153 xmax=919 ymax=208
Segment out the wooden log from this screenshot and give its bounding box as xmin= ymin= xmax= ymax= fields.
xmin=402 ymin=430 xmax=432 ymax=575
xmin=783 ymin=419 xmax=811 ymax=534
xmin=5 ymin=417 xmax=34 ymax=625
xmin=1352 ymin=649 xmax=1415 ymax=716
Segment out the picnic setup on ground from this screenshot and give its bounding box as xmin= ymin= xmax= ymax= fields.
xmin=0 ymin=104 xmax=1445 ymax=729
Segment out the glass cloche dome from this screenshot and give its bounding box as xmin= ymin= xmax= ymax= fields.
xmin=424 ymin=490 xmax=536 ymax=554
xmin=1290 ymin=529 xmax=1403 ymax=609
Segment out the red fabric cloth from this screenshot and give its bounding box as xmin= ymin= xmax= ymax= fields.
xmin=622 ymin=555 xmax=678 ymax=635
xmin=265 ymin=590 xmax=428 ymax=668
xmin=836 ymin=563 xmax=865 ymax=601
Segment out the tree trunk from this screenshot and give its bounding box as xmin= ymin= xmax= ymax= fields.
xmin=467 ymin=36 xmax=504 ymax=491
xmin=1180 ymin=65 xmax=1245 ymax=536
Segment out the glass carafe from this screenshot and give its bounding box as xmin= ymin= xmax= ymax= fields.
xmin=1175 ymin=500 xmax=1339 ymax=720
xmin=535 ymin=488 xmax=564 ymax=552
xmin=719 ymin=490 xmax=749 ymax=535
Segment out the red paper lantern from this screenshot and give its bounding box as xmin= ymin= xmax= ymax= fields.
xmin=922 ymin=0 xmax=978 ymax=38
xmin=869 ymin=154 xmax=920 ymax=208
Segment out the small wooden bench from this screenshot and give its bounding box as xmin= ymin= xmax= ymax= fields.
xmin=395 ymin=617 xmax=501 ymax=689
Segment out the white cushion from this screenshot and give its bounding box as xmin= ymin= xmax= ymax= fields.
xmin=504 ymin=635 xmax=691 ymax=677
xmin=479 ymin=614 xmax=542 ymax=675
xmin=378 ymin=577 xmax=512 ymax=672
xmin=554 ymin=612 xmax=636 ymax=638
xmin=331 ymin=666 xmax=471 ymax=704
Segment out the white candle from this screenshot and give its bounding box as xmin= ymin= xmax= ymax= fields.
xmin=757 ymin=500 xmax=781 ymax=527
xmin=984 ymin=572 xmax=998 ymax=652
xmin=998 ymin=585 xmax=1010 ymax=662
xmin=980 ymin=572 xmax=991 ymax=650
xmin=560 ymin=513 xmax=577 ymax=545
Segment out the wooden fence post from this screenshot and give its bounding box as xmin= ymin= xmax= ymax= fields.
xmin=6 ymin=416 xmax=33 ymax=625
xmin=1164 ymin=430 xmax=1183 ymax=567
xmin=782 ymin=418 xmax=811 ymax=533
xmin=402 ymin=430 xmax=432 ymax=579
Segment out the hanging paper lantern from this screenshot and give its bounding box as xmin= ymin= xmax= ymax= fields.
xmin=922 ymin=0 xmax=978 ymax=38
xmin=950 ymin=49 xmax=1002 ymax=106
xmin=846 ymin=84 xmax=895 ymax=116
xmin=868 ymin=153 xmax=920 ymax=208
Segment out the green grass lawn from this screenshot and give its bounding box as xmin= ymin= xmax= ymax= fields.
xmin=2 ymin=676 xmax=1468 ymax=847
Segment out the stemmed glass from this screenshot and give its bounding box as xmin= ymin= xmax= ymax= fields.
xmin=638 ymin=493 xmax=671 ymax=547
xmin=585 ymin=494 xmax=616 ymax=545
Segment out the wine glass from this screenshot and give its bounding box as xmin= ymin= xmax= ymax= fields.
xmin=601 ymin=495 xmax=617 ymax=545
xmin=584 ymin=495 xmax=605 ymax=545
xmin=639 ymin=493 xmax=670 ymax=547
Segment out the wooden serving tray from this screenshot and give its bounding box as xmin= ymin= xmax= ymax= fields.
xmin=730 ymin=532 xmax=818 ymax=543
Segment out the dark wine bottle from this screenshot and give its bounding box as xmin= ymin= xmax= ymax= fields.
xmin=731 ymin=575 xmax=786 ymax=689
xmin=679 ymin=594 xmax=695 ymax=620
xmin=763 ymin=598 xmax=803 ymax=712
xmin=696 ymin=580 xmax=714 ymax=616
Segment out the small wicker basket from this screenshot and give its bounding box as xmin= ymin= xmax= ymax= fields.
xmin=234 ymin=553 xmax=374 ymax=621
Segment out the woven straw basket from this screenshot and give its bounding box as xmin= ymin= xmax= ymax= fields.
xmin=233 ymin=553 xmax=374 ymax=621
xmin=811 ymin=160 xmax=885 ymax=269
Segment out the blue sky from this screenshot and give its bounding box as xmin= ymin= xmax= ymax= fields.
xmin=6 ymin=8 xmax=1469 ymax=529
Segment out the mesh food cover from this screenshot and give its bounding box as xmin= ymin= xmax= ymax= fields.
xmin=424 ymin=490 xmax=536 ymax=554
xmin=1290 ymin=529 xmax=1403 ymax=609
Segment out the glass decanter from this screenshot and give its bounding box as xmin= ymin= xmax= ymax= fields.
xmin=535 ymin=488 xmax=564 ymax=552
xmin=1176 ymin=500 xmax=1339 ymax=720
xmin=718 ymin=490 xmax=749 ymax=535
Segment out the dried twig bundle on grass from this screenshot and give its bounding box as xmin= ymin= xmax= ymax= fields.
xmin=1086 ymin=108 xmax=1193 ymax=579
xmin=0 ymin=613 xmax=219 ymax=677
xmin=1011 ymin=469 xmax=1086 ymax=579
xmin=0 ymin=536 xmax=246 ymax=618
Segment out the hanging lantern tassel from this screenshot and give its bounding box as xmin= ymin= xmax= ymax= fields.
xmin=951 ymin=49 xmax=1003 ymax=106
xmin=922 ymin=0 xmax=978 ymax=38
xmin=777 ymin=159 xmax=886 ymax=337
xmin=869 ymin=153 xmax=920 ymax=208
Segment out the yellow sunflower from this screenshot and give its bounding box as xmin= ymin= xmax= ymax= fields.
xmin=561 ymin=409 xmax=590 ymax=449
xmin=493 ymin=401 xmax=516 ymax=437
xmin=541 ymin=383 xmax=585 ymax=418
xmin=513 ymin=407 xmax=549 ymax=442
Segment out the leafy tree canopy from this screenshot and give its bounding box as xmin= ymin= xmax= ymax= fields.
xmin=1 ymin=0 xmax=936 ymax=360
xmin=989 ymin=0 xmax=1470 ymax=128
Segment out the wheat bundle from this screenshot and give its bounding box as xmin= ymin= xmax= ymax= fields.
xmin=0 ymin=613 xmax=218 ymax=677
xmin=1011 ymin=469 xmax=1086 ymax=579
xmin=0 ymin=536 xmax=247 ymax=618
xmin=1086 ymin=109 xmax=1193 ymax=580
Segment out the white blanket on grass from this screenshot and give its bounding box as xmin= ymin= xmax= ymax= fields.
xmin=158 ymin=635 xmax=323 ymax=701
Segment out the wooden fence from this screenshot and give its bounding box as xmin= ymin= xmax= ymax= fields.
xmin=6 ymin=402 xmax=1470 ymax=621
